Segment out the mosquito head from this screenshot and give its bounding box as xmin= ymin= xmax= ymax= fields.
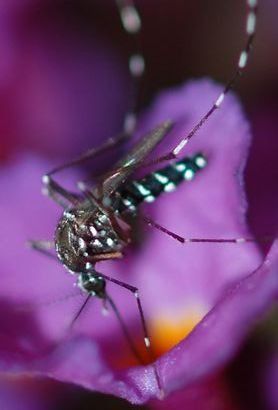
xmin=77 ymin=270 xmax=106 ymax=298
xmin=55 ymin=207 xmax=122 ymax=273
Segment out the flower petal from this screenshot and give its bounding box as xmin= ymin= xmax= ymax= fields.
xmin=0 ymin=80 xmax=276 ymax=405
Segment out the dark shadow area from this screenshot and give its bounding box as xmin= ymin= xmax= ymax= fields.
xmin=227 ymin=307 xmax=278 ymax=410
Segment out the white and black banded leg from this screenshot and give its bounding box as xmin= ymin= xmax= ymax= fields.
xmin=41 ymin=0 xmax=144 ymax=188
xmin=142 ymin=215 xmax=273 ymax=245
xmin=115 ymin=0 xmax=145 ymax=134
xmin=144 ymin=0 xmax=259 ymax=164
xmin=86 ymin=265 xmax=164 ymax=399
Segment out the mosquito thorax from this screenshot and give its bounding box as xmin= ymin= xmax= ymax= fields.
xmin=77 ymin=271 xmax=106 ymax=298
xmin=55 ymin=206 xmax=122 ymax=273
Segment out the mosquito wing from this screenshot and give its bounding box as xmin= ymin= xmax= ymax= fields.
xmin=101 ymin=120 xmax=173 ymax=198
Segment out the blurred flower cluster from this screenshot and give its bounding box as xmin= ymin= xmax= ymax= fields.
xmin=0 ymin=1 xmax=277 ymax=409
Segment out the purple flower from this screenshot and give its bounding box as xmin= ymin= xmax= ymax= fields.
xmin=0 ymin=380 xmax=49 ymax=410
xmin=0 ymin=79 xmax=277 ymax=406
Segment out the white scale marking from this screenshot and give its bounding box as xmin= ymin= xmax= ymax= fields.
xmin=236 ymin=238 xmax=246 ymax=243
xmin=129 ymin=54 xmax=145 ymax=77
xmin=184 ymin=169 xmax=195 ymax=180
xmin=144 ymin=195 xmax=155 ymax=203
xmin=164 ymin=182 xmax=176 ymax=192
xmin=123 ymin=198 xmax=132 ymax=206
xmin=144 ymin=337 xmax=150 ymax=348
xmin=153 ymin=172 xmax=169 ymax=185
xmin=133 ymin=181 xmax=151 ymax=197
xmin=89 ymin=225 xmax=98 ymax=237
xmin=98 ymin=214 xmax=108 ymax=223
xmin=195 ymin=156 xmax=207 ymax=168
xmin=78 ymin=238 xmax=87 ymax=250
xmin=77 ymin=181 xmax=86 ymax=191
xmin=175 ymin=163 xmax=187 ymax=172
xmin=238 ymin=51 xmax=248 ymax=69
xmin=248 ymin=0 xmax=257 ymax=8
xmin=173 ymin=138 xmax=188 ymax=156
xmin=122 ymin=198 xmax=136 ymax=211
xmin=247 ymin=12 xmax=256 ymax=35
xmin=64 ymin=211 xmax=75 ymax=220
xmin=120 ymin=5 xmax=141 ymax=34
xmin=106 ymin=237 xmax=114 ymax=247
xmin=215 ymin=92 xmax=225 ymax=108
xmin=42 ymin=175 xmax=50 ymax=184
xmin=123 ymin=157 xmax=136 ymax=167
xmin=93 ymin=239 xmax=102 ymax=248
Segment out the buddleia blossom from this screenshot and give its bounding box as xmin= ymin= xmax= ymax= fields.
xmin=0 ymin=79 xmax=277 ymax=407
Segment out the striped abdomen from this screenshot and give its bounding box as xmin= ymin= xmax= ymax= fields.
xmin=116 ymin=153 xmax=207 ymax=213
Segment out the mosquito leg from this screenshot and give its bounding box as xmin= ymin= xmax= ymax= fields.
xmin=27 ymin=240 xmax=56 ymax=259
xmin=46 ymin=132 xmax=129 ymax=178
xmin=106 ymin=293 xmax=145 ymax=365
xmin=94 ymin=274 xmax=151 ymax=348
xmin=66 ymin=291 xmax=144 ymax=364
xmin=42 ymin=174 xmax=80 ymax=208
xmin=42 ymin=130 xmax=138 ymax=208
xmin=77 ymin=181 xmax=108 ymax=212
xmin=42 ymin=1 xmax=142 ymax=184
xmin=88 ymin=268 xmax=164 ymax=398
xmin=143 ymin=215 xmax=273 ymax=244
xmin=136 ymin=0 xmax=258 ymax=166
xmin=116 ymin=0 xmax=145 ymax=120
xmin=44 ymin=1 xmax=144 ymax=182
xmin=143 ymin=216 xmax=185 ymax=243
xmin=69 ymin=295 xmax=91 ymax=330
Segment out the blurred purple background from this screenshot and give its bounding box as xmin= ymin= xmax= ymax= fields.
xmin=0 ymin=1 xmax=277 ymax=409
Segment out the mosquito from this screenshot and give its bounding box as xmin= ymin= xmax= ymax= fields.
xmin=29 ymin=0 xmax=259 ymax=399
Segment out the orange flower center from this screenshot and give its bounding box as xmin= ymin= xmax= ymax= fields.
xmin=150 ymin=308 xmax=204 ymax=357
xmin=112 ymin=305 xmax=206 ymax=368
